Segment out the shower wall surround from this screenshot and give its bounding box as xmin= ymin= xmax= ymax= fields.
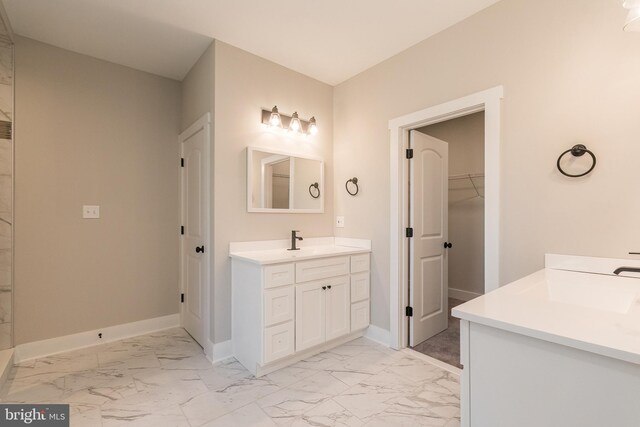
xmin=0 ymin=40 xmax=12 ymax=350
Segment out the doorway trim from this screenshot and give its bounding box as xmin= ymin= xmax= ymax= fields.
xmin=179 ymin=112 xmax=211 ymax=356
xmin=388 ymin=86 xmax=504 ymax=350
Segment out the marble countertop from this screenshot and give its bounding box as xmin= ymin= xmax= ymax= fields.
xmin=453 ymin=267 xmax=640 ymax=365
xmin=229 ymin=237 xmax=371 ymax=265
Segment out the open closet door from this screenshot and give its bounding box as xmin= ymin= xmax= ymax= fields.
xmin=409 ymin=130 xmax=449 ymax=346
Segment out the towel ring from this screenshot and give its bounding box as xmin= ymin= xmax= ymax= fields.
xmin=308 ymin=182 xmax=320 ymax=199
xmin=345 ymin=177 xmax=359 ymax=196
xmin=557 ymin=144 xmax=596 ymax=178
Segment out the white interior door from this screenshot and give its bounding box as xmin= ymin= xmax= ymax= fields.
xmin=180 ymin=115 xmax=210 ymax=347
xmin=409 ymin=130 xmax=449 ymax=346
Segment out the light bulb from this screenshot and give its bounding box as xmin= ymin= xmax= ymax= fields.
xmin=289 ymin=111 xmax=301 ymax=133
xmin=625 ymin=7 xmax=640 ymax=31
xmin=269 ymin=106 xmax=281 ymax=127
xmin=308 ymin=116 xmax=318 ymax=136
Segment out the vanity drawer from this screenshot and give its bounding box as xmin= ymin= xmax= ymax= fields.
xmin=350 ymin=254 xmax=370 ymax=273
xmin=264 ymin=286 xmax=294 ymax=327
xmin=351 ymin=300 xmax=370 ymax=331
xmin=264 ymin=263 xmax=295 ymax=289
xmin=350 ymin=272 xmax=370 ymax=303
xmin=264 ymin=321 xmax=294 ymax=363
xmin=295 ymin=256 xmax=349 ymax=283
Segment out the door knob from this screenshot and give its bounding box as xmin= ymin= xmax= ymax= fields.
xmin=444 ymin=242 xmax=452 ymax=249
xmin=195 ymin=246 xmax=205 ymax=253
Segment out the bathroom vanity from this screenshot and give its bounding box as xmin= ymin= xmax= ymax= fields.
xmin=230 ymin=237 xmax=371 ymax=376
xmin=453 ymin=254 xmax=640 ymax=427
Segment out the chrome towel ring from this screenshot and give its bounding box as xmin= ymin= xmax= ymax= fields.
xmin=345 ymin=177 xmax=359 ymax=196
xmin=557 ymin=144 xmax=596 ymax=178
xmin=308 ymin=182 xmax=320 ymax=199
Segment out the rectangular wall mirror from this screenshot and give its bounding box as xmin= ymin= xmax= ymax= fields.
xmin=247 ymin=147 xmax=324 ymax=213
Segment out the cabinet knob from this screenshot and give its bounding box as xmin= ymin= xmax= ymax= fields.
xmin=322 ymin=286 xmax=327 ymax=290
xmin=327 ymin=285 xmax=332 ymax=289
xmin=444 ymin=242 xmax=452 ymax=249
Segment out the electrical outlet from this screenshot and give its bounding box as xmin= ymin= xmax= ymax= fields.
xmin=336 ymin=216 xmax=345 ymax=228
xmin=83 ymin=205 xmax=100 ymax=219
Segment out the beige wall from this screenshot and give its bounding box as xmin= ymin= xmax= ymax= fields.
xmin=14 ymin=37 xmax=182 ymax=344
xmin=419 ymin=112 xmax=485 ymax=296
xmin=181 ymin=43 xmax=214 ymax=132
xmin=334 ymin=0 xmax=640 ymax=331
xmin=213 ymin=40 xmax=333 ymax=343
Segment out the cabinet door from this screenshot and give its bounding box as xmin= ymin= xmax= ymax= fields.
xmin=350 ymin=272 xmax=370 ymax=303
xmin=351 ymin=300 xmax=370 ymax=331
xmin=264 ymin=286 xmax=294 ymax=327
xmin=325 ymin=276 xmax=351 ymax=341
xmin=295 ymin=281 xmax=326 ymax=351
xmin=264 ymin=322 xmax=294 ymax=363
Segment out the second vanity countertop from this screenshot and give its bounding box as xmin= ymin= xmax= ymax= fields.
xmin=229 ymin=237 xmax=371 ymax=265
xmin=453 ymin=255 xmax=640 ymax=365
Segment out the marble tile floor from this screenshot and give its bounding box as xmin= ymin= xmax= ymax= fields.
xmin=0 ymin=328 xmax=460 ymax=427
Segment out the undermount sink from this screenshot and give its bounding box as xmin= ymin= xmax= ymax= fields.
xmin=519 ymin=269 xmax=639 ymax=314
xmin=283 ymin=247 xmax=338 ymax=257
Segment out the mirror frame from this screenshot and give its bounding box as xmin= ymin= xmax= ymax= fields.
xmin=247 ymin=146 xmax=325 ymax=213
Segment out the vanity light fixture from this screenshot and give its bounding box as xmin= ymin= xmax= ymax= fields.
xmin=289 ymin=112 xmax=302 ymax=133
xmin=269 ymin=105 xmax=282 ymax=127
xmin=308 ymin=117 xmax=318 ymax=136
xmin=623 ymin=0 xmax=640 ymax=31
xmin=261 ymin=107 xmax=318 ymax=135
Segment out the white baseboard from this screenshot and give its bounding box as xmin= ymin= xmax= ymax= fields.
xmin=449 ymin=287 xmax=482 ymax=302
xmin=14 ymin=314 xmax=180 ymax=363
xmin=364 ymin=324 xmax=390 ymax=347
xmin=207 ymin=339 xmax=232 ymax=363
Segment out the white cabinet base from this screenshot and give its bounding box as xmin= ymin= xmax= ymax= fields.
xmin=460 ymin=321 xmax=640 ymax=427
xmin=231 ymin=244 xmax=371 ymax=378
xmin=256 ymin=330 xmax=366 ymax=377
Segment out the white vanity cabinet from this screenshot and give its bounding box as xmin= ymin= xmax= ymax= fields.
xmin=231 ymin=242 xmax=371 ymax=377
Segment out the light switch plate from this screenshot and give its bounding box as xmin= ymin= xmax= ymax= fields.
xmin=83 ymin=205 xmax=100 ymax=219
xmin=336 ymin=216 xmax=345 ymax=228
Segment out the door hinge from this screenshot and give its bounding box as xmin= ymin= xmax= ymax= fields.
xmin=181 ymin=293 xmax=184 ymax=303
xmin=406 ymin=306 xmax=413 ymax=317
xmin=180 ymin=225 xmax=184 ymax=235
xmin=180 ymin=158 xmax=184 ymax=167
xmin=406 ymin=227 xmax=413 ymax=238
xmin=406 ymin=148 xmax=414 ymax=159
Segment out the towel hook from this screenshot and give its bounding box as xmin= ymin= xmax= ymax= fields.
xmin=556 ymin=144 xmax=596 ymax=178
xmin=308 ymin=182 xmax=320 ymax=199
xmin=345 ymin=177 xmax=359 ymax=196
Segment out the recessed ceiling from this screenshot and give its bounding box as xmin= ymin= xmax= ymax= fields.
xmin=3 ymin=0 xmax=501 ymax=85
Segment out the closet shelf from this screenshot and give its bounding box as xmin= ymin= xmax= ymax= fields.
xmin=449 ymin=173 xmax=484 ymax=199
xmin=448 ymin=173 xmax=484 ymax=181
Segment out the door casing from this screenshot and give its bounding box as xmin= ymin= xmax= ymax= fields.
xmin=389 ymin=86 xmax=503 ymax=350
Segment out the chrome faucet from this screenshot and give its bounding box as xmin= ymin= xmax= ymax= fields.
xmin=288 ymin=230 xmax=303 ymax=251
